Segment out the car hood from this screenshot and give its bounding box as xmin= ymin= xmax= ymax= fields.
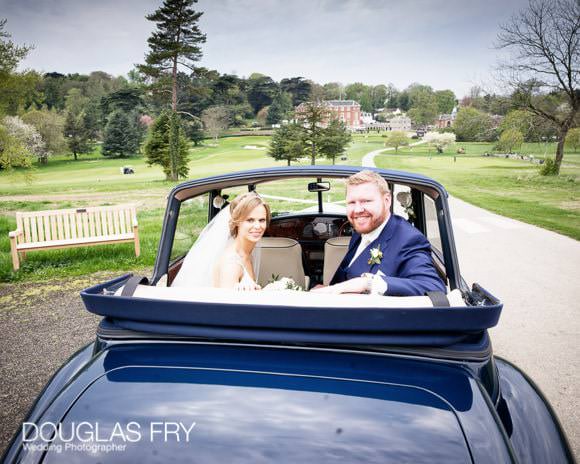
xmin=38 ymin=346 xmax=474 ymax=464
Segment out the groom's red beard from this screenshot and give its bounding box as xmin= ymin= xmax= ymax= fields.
xmin=349 ymin=210 xmax=389 ymax=234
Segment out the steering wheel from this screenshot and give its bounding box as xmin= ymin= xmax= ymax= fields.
xmin=337 ymin=220 xmax=353 ymax=237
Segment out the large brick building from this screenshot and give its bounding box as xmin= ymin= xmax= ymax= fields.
xmin=295 ymin=100 xmax=362 ymax=129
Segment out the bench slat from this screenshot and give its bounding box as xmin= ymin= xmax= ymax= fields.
xmin=88 ymin=211 xmax=96 ymax=237
xmin=112 ymin=211 xmax=121 ymax=235
xmin=56 ymin=214 xmax=64 ymax=241
xmin=50 ymin=214 xmax=57 ymax=241
xmin=23 ymin=215 xmax=31 ymax=243
xmin=63 ymin=214 xmax=71 ymax=240
xmin=82 ymin=212 xmax=89 ymax=238
xmin=95 ymin=211 xmax=102 ymax=238
xmin=17 ymin=233 xmax=136 ymax=250
xmin=31 ymin=216 xmax=38 ymax=243
xmin=76 ymin=212 xmax=84 ymax=238
xmin=43 ymin=214 xmax=51 ymax=242
xmin=124 ymin=209 xmax=131 ymax=234
xmin=70 ymin=213 xmax=77 ymax=240
xmin=120 ymin=210 xmax=127 ymax=234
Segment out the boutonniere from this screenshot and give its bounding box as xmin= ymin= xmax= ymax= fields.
xmin=368 ymin=245 xmax=383 ymax=265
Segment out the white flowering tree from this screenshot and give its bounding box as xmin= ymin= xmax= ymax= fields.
xmin=2 ymin=116 xmax=46 ymax=163
xmin=423 ymin=132 xmax=456 ymax=153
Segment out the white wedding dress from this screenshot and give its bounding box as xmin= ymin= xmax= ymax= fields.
xmin=171 ymin=207 xmax=261 ymax=288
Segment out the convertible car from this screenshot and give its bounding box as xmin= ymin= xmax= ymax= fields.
xmin=3 ymin=166 xmax=574 ymax=463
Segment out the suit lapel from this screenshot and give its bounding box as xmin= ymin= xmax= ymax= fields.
xmin=342 ymin=233 xmax=361 ymax=267
xmin=348 ymin=215 xmax=398 ymax=271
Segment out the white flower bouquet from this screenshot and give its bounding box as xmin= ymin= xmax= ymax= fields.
xmin=262 ymin=275 xmax=304 ymax=292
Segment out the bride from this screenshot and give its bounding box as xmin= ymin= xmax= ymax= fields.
xmin=172 ymin=191 xmax=271 ymax=290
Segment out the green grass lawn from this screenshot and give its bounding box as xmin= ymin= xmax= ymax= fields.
xmin=373 ymin=142 xmax=580 ymax=240
xmin=1 ymin=136 xmax=578 ymax=282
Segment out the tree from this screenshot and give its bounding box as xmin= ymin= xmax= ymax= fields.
xmin=2 ymin=116 xmax=45 ymax=163
xmin=453 ymin=107 xmax=495 ymax=141
xmin=0 ymin=20 xmax=40 ymax=115
xmin=423 ymin=132 xmax=456 ymax=153
xmin=266 ymin=91 xmax=292 ymax=125
xmin=0 ymin=18 xmax=32 ymax=74
xmin=565 ymin=127 xmax=580 ymax=152
xmin=247 ymin=73 xmax=278 ymax=113
xmin=435 ymin=90 xmax=456 ymax=114
xmin=385 ymin=84 xmax=400 ymax=109
xmin=280 ymin=77 xmax=312 ymax=106
xmin=499 ymin=109 xmax=536 ymax=141
xmin=143 ymin=111 xmax=190 ymax=180
xmin=295 ymin=101 xmax=331 ymax=164
xmin=397 ymin=90 xmax=410 ymax=111
xmin=64 ymin=111 xmax=91 ymax=160
xmin=383 ymin=131 xmax=410 ymax=152
xmin=319 ymin=119 xmax=352 ymax=164
xmin=495 ymin=0 xmax=579 ymax=174
xmin=139 ymin=0 xmax=206 ymax=112
xmin=183 ymin=116 xmax=204 ymax=145
xmin=201 ymin=105 xmax=230 ymax=142
xmin=496 ymin=128 xmax=524 ymax=153
xmin=371 ymin=85 xmax=389 ymax=111
xmin=40 ymin=72 xmax=67 ymax=110
xmin=63 ymin=89 xmax=91 ymax=160
xmin=0 ymin=124 xmax=31 ymax=169
xmin=101 ymin=88 xmax=144 ymax=114
xmin=407 ymin=84 xmax=438 ymax=126
xmin=344 ymin=82 xmax=367 ymax=103
xmin=102 ymin=110 xmax=142 ymax=157
xmin=268 ymin=123 xmax=307 ymax=166
xmin=322 ymin=82 xmax=343 ymax=100
xmin=139 ymin=0 xmax=205 ymax=180
xmin=22 ymin=109 xmax=66 ymax=162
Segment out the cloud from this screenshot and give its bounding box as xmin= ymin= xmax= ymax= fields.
xmin=2 ymin=0 xmax=530 ymax=96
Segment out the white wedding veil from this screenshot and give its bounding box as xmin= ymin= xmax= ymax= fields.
xmin=171 ymin=203 xmax=261 ymax=288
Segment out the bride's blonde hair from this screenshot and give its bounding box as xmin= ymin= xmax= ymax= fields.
xmin=228 ymin=191 xmax=271 ymax=237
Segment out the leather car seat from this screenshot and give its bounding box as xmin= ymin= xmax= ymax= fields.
xmin=323 ymin=236 xmax=351 ymax=285
xmin=256 ymin=237 xmax=307 ymax=289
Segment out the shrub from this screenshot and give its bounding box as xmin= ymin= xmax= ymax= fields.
xmin=539 ymin=158 xmax=558 ymax=176
xmin=495 ymin=128 xmax=524 ymax=153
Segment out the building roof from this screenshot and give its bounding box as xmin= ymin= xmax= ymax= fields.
xmin=325 ymin=100 xmax=360 ymax=107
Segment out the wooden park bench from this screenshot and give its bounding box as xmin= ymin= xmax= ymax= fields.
xmin=9 ymin=204 xmax=140 ymax=271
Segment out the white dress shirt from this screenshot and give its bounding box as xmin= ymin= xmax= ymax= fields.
xmin=348 ymin=216 xmax=390 ymax=295
xmin=349 ymin=216 xmax=389 ymax=266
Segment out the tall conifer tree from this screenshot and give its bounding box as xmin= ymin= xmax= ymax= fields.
xmin=139 ymin=0 xmax=205 ymax=180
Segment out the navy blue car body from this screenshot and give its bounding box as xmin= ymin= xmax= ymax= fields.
xmin=3 ymin=166 xmax=574 ymax=463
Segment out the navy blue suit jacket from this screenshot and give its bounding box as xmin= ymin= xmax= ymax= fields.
xmin=330 ymin=214 xmax=446 ymax=296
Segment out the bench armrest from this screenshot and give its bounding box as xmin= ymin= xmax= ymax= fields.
xmin=9 ymin=229 xmax=23 ymax=239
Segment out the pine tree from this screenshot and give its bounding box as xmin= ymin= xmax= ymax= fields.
xmin=63 ymin=111 xmax=90 ymax=161
xmin=102 ymin=110 xmax=132 ymax=157
xmin=295 ymin=102 xmax=331 ymax=165
xmin=138 ymin=0 xmax=205 ymax=180
xmin=266 ymin=91 xmax=292 ymax=125
xmin=183 ymin=116 xmax=204 ymax=145
xmin=268 ymin=124 xmax=307 ymax=166
xmin=319 ymin=119 xmax=352 ymax=164
xmin=139 ymin=0 xmax=206 ymax=112
xmin=143 ymin=111 xmax=190 ymax=180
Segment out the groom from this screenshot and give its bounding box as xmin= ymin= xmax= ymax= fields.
xmin=313 ymin=170 xmax=445 ymax=296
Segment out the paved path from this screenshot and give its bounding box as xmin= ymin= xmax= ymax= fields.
xmin=365 ymin=148 xmax=580 ymax=455
xmin=449 ymin=196 xmax=580 ymax=454
xmin=361 ymin=140 xmax=426 ymax=168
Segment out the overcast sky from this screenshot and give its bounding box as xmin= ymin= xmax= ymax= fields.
xmin=1 ymin=0 xmax=529 ymax=97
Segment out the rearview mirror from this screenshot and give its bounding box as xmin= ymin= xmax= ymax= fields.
xmin=308 ymin=181 xmax=330 ymax=192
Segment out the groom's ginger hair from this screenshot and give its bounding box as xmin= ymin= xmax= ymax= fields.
xmin=345 ymin=170 xmax=390 ymax=195
xmin=229 ymin=191 xmax=271 ymax=237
